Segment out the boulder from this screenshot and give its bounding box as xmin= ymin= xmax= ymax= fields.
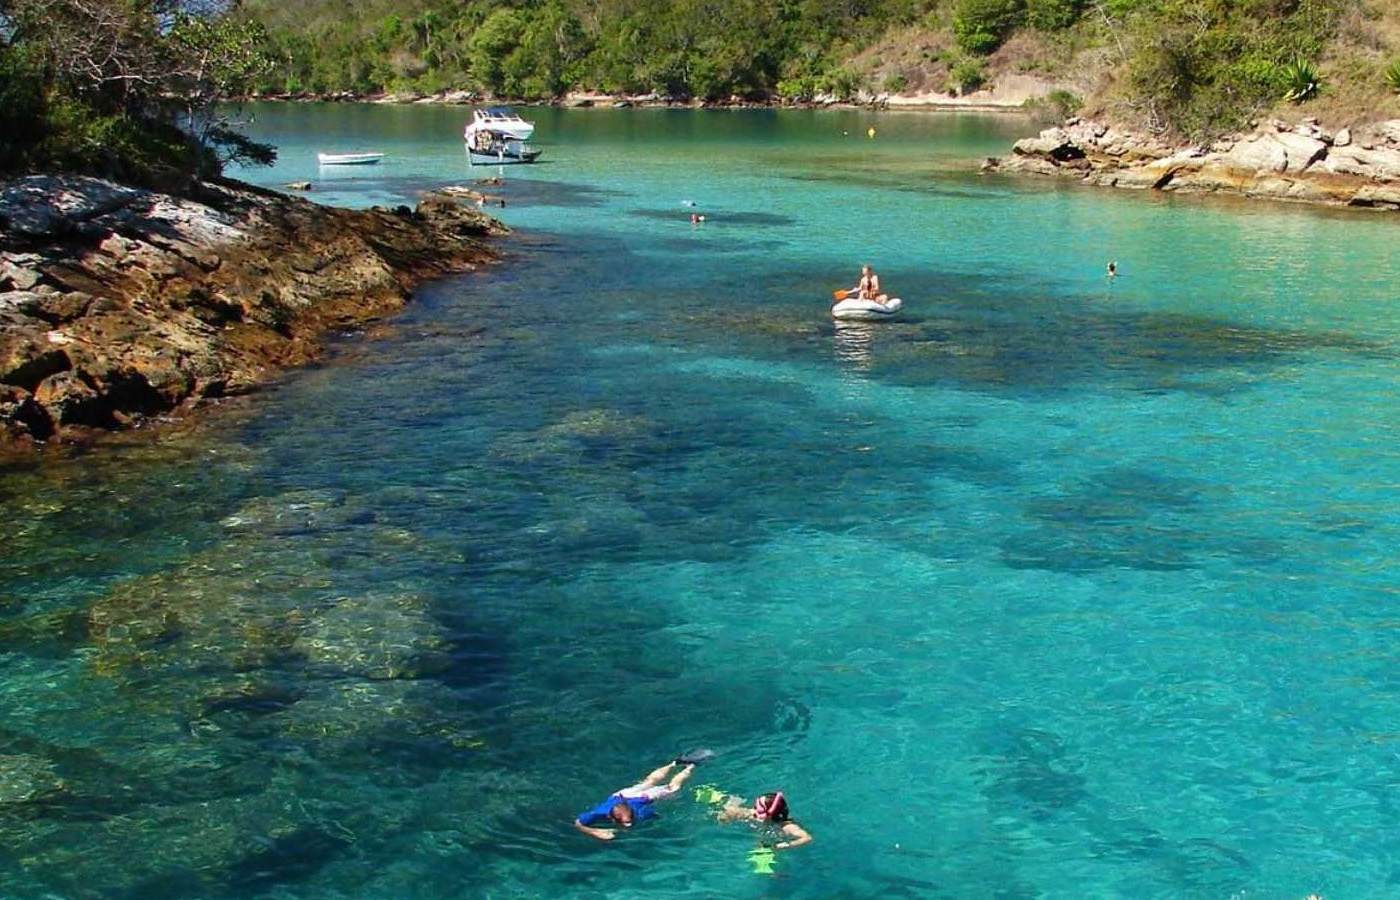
xmin=0 ymin=176 xmax=143 ymax=240
xmin=441 ymin=185 xmax=487 ymax=203
xmin=0 ymin=255 xmax=42 ymax=291
xmin=1374 ymin=119 xmax=1400 ymax=147
xmin=1273 ymin=132 xmax=1329 ymax=169
xmin=1012 ymin=128 xmax=1090 ymax=163
xmin=1350 ymin=184 xmax=1400 ymax=208
xmin=0 ymin=384 xmax=53 ymax=441
xmin=1317 ymin=145 xmax=1400 ymax=181
xmin=34 ymin=369 xmax=107 ymax=427
xmin=1218 ymin=132 xmax=1325 ymax=174
xmin=1334 ymin=127 xmax=1352 ymax=147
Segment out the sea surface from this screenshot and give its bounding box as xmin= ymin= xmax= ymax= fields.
xmin=3 ymin=103 xmax=1400 ymax=899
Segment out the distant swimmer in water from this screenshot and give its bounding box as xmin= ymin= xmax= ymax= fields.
xmin=573 ymin=750 xmax=714 ymax=841
xmin=1106 ymin=261 xmax=1118 ymax=278
xmin=844 ymin=264 xmax=889 ymax=304
xmin=716 ymin=791 xmax=814 ymax=851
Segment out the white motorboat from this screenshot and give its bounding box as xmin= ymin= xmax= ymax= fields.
xmin=832 ymin=296 xmax=903 ymax=320
xmin=317 ymin=152 xmax=384 ymax=166
xmin=463 ymin=106 xmax=535 ymax=142
xmin=464 ymin=130 xmax=541 ymax=165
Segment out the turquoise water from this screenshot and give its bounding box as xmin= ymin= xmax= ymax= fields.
xmin=5 ymin=104 xmax=1400 ymax=899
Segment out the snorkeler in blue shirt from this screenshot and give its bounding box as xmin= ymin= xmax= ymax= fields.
xmin=573 ymin=750 xmax=713 ymax=841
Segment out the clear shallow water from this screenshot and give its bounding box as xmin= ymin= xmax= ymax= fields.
xmin=5 ymin=105 xmax=1400 ymax=900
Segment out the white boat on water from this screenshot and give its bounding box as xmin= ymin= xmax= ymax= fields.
xmin=465 ymin=132 xmax=542 ymax=165
xmin=832 ymin=296 xmax=903 ymax=320
xmin=317 ymin=152 xmax=384 ymax=166
xmin=463 ymin=106 xmax=535 ymax=141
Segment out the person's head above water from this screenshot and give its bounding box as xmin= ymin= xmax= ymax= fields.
xmin=753 ymin=792 xmax=789 ymax=822
xmin=608 ymin=801 xmax=636 ymax=827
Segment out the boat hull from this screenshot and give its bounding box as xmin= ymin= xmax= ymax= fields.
xmin=316 ymin=153 xmax=383 ymax=166
xmin=467 ymin=148 xmax=542 ymax=165
xmin=832 ymin=297 xmax=903 ymax=320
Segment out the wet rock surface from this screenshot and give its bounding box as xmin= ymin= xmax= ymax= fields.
xmin=0 ymin=176 xmax=505 ymax=454
xmin=987 ymin=117 xmax=1400 ymax=210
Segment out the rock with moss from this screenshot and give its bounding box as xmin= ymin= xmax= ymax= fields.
xmin=0 ymin=753 xmax=64 ymax=804
xmin=295 ymin=590 xmax=451 ymax=680
xmin=0 ymin=176 xmax=505 ymax=451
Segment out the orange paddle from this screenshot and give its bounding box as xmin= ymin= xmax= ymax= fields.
xmin=832 ymin=289 xmax=849 ymax=300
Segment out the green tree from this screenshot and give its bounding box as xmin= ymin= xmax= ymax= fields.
xmin=1 ymin=0 xmax=275 ymax=181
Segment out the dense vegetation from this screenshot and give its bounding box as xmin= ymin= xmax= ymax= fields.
xmin=248 ymin=0 xmax=923 ymax=102
xmin=0 ymin=0 xmax=274 ymax=184
xmin=247 ymin=0 xmax=1400 ymax=139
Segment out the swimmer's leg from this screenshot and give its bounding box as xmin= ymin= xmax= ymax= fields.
xmin=666 ymin=763 xmax=696 ymax=792
xmin=637 ymin=761 xmax=679 ymax=788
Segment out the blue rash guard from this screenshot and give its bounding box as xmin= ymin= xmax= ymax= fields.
xmin=576 ymin=793 xmax=659 ymax=827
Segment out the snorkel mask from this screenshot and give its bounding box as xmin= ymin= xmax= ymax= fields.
xmin=753 ymin=792 xmax=784 ymax=821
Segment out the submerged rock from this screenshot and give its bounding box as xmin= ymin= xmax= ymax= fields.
xmin=0 ymin=753 xmax=64 ymax=804
xmin=296 ymin=590 xmax=451 ymax=679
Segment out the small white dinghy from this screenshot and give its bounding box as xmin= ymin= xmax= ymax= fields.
xmin=832 ymin=296 xmax=903 ymax=320
xmin=317 ymin=152 xmax=384 ymax=166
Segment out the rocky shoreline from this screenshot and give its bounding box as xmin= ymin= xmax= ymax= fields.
xmin=985 ymin=117 xmax=1400 ymax=210
xmin=0 ymin=176 xmax=505 ymax=455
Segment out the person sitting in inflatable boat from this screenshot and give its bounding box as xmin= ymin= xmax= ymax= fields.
xmin=845 ymin=264 xmax=889 ymax=305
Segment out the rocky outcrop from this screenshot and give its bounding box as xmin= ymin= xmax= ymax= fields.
xmin=985 ymin=117 xmax=1400 ymax=211
xmin=0 ymin=176 xmax=505 ymax=453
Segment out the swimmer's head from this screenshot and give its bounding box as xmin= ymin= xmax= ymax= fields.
xmin=609 ymin=802 xmax=635 ymax=827
xmin=753 ymin=792 xmax=788 ymax=822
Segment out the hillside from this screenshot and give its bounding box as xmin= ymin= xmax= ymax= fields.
xmin=245 ymin=0 xmax=1400 ymax=137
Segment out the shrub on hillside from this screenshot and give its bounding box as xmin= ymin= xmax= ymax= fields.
xmin=822 ymin=68 xmax=865 ymax=100
xmin=953 ymin=0 xmax=1025 ymax=54
xmin=1123 ymin=0 xmax=1340 ymax=137
xmin=1280 ymin=58 xmax=1321 ymax=102
xmin=883 ymin=72 xmax=910 ymax=92
xmin=1024 ymin=0 xmax=1084 ymax=31
xmin=1385 ymin=57 xmax=1400 ymax=93
xmin=1022 ymin=88 xmax=1083 ymax=120
xmin=778 ymin=76 xmax=819 ymax=100
xmin=947 ymin=57 xmax=989 ymax=93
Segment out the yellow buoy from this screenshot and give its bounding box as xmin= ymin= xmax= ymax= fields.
xmin=867 ymin=127 xmax=876 ymax=139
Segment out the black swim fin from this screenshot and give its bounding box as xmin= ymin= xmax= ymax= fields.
xmin=676 ymin=748 xmax=716 ymax=765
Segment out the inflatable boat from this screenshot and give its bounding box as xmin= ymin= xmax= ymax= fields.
xmin=832 ymin=296 xmax=903 ymax=320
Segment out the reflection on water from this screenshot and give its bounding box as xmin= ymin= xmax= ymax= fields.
xmin=832 ymin=319 xmax=878 ymax=375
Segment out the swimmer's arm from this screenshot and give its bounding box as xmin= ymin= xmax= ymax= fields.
xmin=775 ymin=822 xmax=813 ymax=850
xmin=716 ymin=800 xmax=749 ymax=823
xmin=574 ymin=819 xmax=616 ymax=841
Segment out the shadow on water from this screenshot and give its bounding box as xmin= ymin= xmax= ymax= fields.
xmin=649 ymin=235 xmax=791 ymax=254
xmin=280 ymin=174 xmax=628 ymax=210
xmin=484 ymin=177 xmax=627 ymax=208
xmin=672 ymin=264 xmax=1390 ymax=398
xmin=628 ymin=207 xmax=799 ymax=227
xmin=785 ymin=167 xmax=1012 ymax=201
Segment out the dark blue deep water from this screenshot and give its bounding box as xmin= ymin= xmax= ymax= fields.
xmin=3 ymin=105 xmax=1400 ymax=899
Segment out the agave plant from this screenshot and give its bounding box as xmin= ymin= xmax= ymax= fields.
xmin=1387 ymin=57 xmax=1400 ymax=94
xmin=1281 ymin=58 xmax=1320 ymax=103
